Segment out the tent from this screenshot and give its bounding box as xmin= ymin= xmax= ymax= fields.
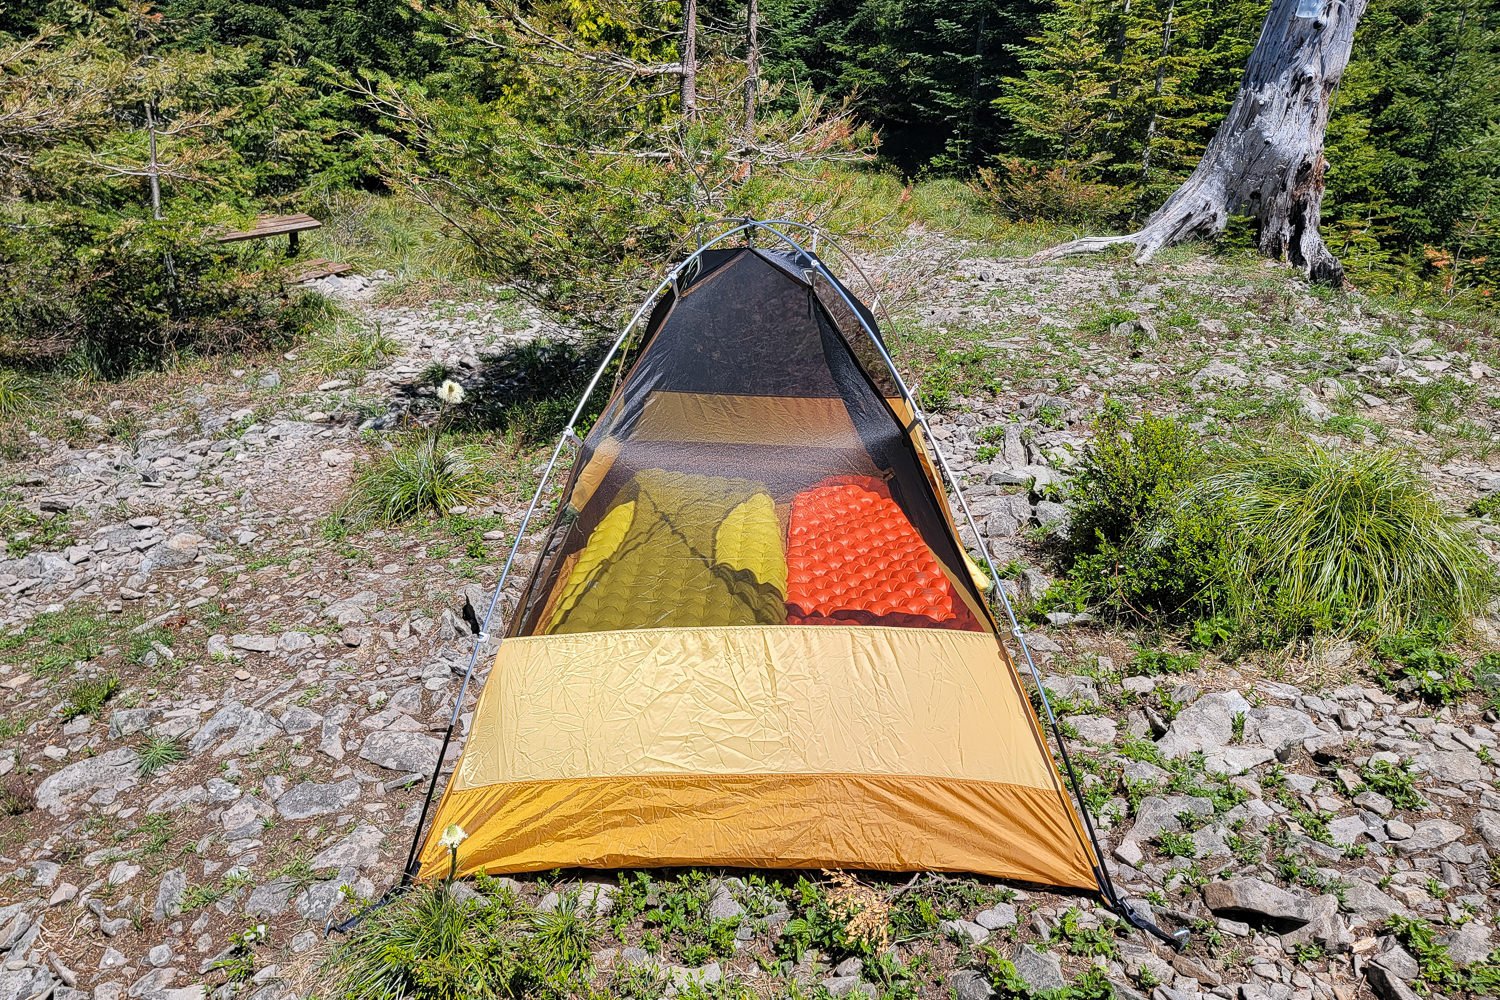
xmin=401 ymin=222 xmax=1170 ymax=938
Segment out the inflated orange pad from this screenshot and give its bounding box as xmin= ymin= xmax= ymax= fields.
xmin=786 ymin=476 xmax=981 ymax=631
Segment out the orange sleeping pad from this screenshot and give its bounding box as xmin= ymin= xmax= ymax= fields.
xmin=785 ymin=476 xmax=982 ymax=631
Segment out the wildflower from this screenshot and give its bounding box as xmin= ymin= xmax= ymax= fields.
xmin=440 ymin=824 xmax=468 ymax=849
xmin=437 ymin=380 xmax=466 ymax=405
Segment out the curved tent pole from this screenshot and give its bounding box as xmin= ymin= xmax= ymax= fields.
xmin=359 ymin=219 xmax=1182 ymax=950
xmin=386 ymin=219 xmax=826 ymax=902
xmin=754 ymin=222 xmax=1188 ymax=949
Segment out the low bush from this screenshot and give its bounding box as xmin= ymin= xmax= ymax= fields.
xmin=0 ymin=370 xmax=38 ymax=419
xmin=1048 ymin=405 xmax=1494 ymax=649
xmin=454 ymin=338 xmax=607 ymax=445
xmin=976 ymin=158 xmax=1135 ymax=226
xmin=1042 ymin=403 xmax=1230 ymax=626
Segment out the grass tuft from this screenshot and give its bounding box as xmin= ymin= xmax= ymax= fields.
xmin=0 ymin=369 xmax=39 ymax=419
xmin=136 ymin=732 xmax=187 ymax=776
xmin=341 ymin=433 xmax=491 ymax=524
xmin=313 ymin=319 xmax=400 ymax=375
xmin=1188 ymin=444 xmax=1495 ymax=638
xmin=62 ymin=673 xmax=120 ymax=720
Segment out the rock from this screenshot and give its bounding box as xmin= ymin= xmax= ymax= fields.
xmin=1365 ymin=962 xmax=1421 ymax=1000
xmin=1008 ymin=945 xmax=1064 ymax=993
xmin=244 ymin=878 xmax=298 ymax=917
xmin=275 ymin=779 xmax=361 ymax=820
xmin=1247 ymin=707 xmax=1320 ymax=752
xmin=1339 ymin=879 xmax=1405 ymax=921
xmin=1477 ymin=809 xmax=1500 ymax=851
xmin=189 ymin=703 xmax=279 ymax=756
xmin=153 ymin=870 xmax=187 ymax=922
xmin=143 ymin=533 xmax=203 ymax=572
xmin=975 ymin=903 xmax=1017 ymax=930
xmin=1392 ymin=819 xmax=1464 ymax=855
xmin=706 ymin=883 xmax=743 ymax=922
xmin=1441 ymin=920 xmax=1492 ymax=966
xmin=229 ymin=634 xmax=278 ymax=653
xmin=310 ymin=825 xmax=386 ymax=871
xmin=1201 ymin=879 xmax=1322 ymax=930
xmin=1069 ymin=715 xmax=1117 ymax=744
xmin=950 ymin=970 xmax=996 ymax=1000
xmin=360 ymin=730 xmax=442 ymax=773
xmin=1158 ymin=692 xmax=1252 ymax=760
xmin=940 ymin=919 xmax=989 ymax=945
xmin=34 ymin=749 xmax=139 ymax=814
xmin=0 ymin=969 xmax=53 ymax=1000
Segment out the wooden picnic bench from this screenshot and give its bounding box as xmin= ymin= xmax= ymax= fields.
xmin=215 ymin=212 xmax=322 ymax=256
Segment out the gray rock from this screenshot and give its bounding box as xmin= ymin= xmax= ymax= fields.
xmin=34 ymin=749 xmax=139 ymax=814
xmin=275 ymin=779 xmax=361 ymax=820
xmin=189 ymin=703 xmax=279 ymax=756
xmin=310 ymin=825 xmax=385 ymax=871
xmin=950 ymin=970 xmax=996 ymax=1000
xmin=359 ymin=730 xmax=441 ymax=773
xmin=152 ymin=869 xmax=187 ymax=923
xmin=0 ymin=968 xmax=53 ymax=1000
xmin=229 ymin=634 xmax=278 ymax=653
xmin=706 ymin=883 xmax=744 ymax=922
xmin=1069 ymin=715 xmax=1117 ymax=744
xmin=1477 ymin=809 xmax=1500 ymax=851
xmin=244 ymin=878 xmax=298 ymax=917
xmin=1158 ymin=692 xmax=1252 ymax=760
xmin=1008 ymin=945 xmax=1063 ymax=993
xmin=975 ymin=903 xmax=1017 ymax=930
xmin=1392 ymin=819 xmax=1464 ymax=855
xmin=1340 ymin=879 xmax=1405 ymax=921
xmin=1247 ymin=707 xmax=1320 ymax=751
xmin=1441 ymin=920 xmax=1492 ymax=966
xmin=1366 ymin=962 xmax=1420 ymax=1000
xmin=1201 ymin=878 xmax=1321 ymax=930
xmin=940 ymin=919 xmax=989 ymax=945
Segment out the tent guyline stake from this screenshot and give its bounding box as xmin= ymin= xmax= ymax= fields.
xmin=364 ymin=219 xmax=1184 ymax=951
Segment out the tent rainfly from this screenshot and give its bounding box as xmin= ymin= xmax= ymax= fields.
xmin=399 ymin=221 xmax=1182 ymax=946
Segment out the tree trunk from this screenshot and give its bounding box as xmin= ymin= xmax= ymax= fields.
xmin=680 ymin=0 xmax=698 ymax=120
xmin=744 ymin=0 xmax=758 ymax=136
xmin=1038 ymin=0 xmax=1368 ymax=285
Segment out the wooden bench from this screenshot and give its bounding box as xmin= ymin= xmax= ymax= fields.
xmin=215 ymin=213 xmax=322 ymax=256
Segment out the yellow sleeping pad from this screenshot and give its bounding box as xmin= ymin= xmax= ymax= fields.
xmin=546 ymin=470 xmax=788 ymax=634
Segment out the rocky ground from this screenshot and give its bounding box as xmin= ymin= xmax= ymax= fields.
xmin=1 ymin=240 xmax=1498 ymax=1000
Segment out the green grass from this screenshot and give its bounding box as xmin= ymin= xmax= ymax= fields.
xmin=136 ymin=732 xmax=187 ymax=776
xmin=61 ymin=673 xmax=120 ymax=720
xmin=340 ymin=432 xmax=492 ymax=524
xmin=311 ymin=318 xmax=400 ymax=376
xmin=1187 ymin=444 xmax=1495 ymax=639
xmin=0 ymin=369 xmax=38 ymax=419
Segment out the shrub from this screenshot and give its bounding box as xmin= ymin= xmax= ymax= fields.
xmin=1045 ymin=404 xmax=1230 ymax=625
xmin=455 ymin=338 xmax=606 ymax=444
xmin=1359 ymin=758 xmax=1423 ymax=810
xmin=976 ymin=158 xmax=1135 ymax=226
xmin=1190 ymin=445 xmax=1495 ymax=640
xmin=1375 ymin=623 xmax=1475 ymax=704
xmin=1127 ymin=648 xmax=1200 ymax=676
xmin=62 ymin=673 xmax=120 ymax=720
xmin=342 ymin=434 xmax=491 ymax=524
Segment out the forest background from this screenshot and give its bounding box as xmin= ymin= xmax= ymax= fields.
xmin=1 ymin=0 xmax=1496 ymax=376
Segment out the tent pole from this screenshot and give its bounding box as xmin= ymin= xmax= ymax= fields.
xmin=754 ymin=221 xmax=1185 ymax=949
xmin=385 ymin=218 xmax=812 ymax=905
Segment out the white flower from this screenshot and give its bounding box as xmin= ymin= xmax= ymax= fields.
xmin=439 ymin=824 xmax=468 ymax=850
xmin=437 ymin=380 xmax=466 ymax=406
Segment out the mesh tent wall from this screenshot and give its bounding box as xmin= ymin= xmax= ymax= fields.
xmin=410 ymin=224 xmax=1112 ymax=899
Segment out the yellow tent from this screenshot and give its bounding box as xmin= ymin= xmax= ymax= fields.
xmin=406 ymin=224 xmax=1124 ymax=909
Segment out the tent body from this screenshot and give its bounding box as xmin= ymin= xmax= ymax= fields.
xmin=417 ymin=246 xmax=1101 ymax=892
